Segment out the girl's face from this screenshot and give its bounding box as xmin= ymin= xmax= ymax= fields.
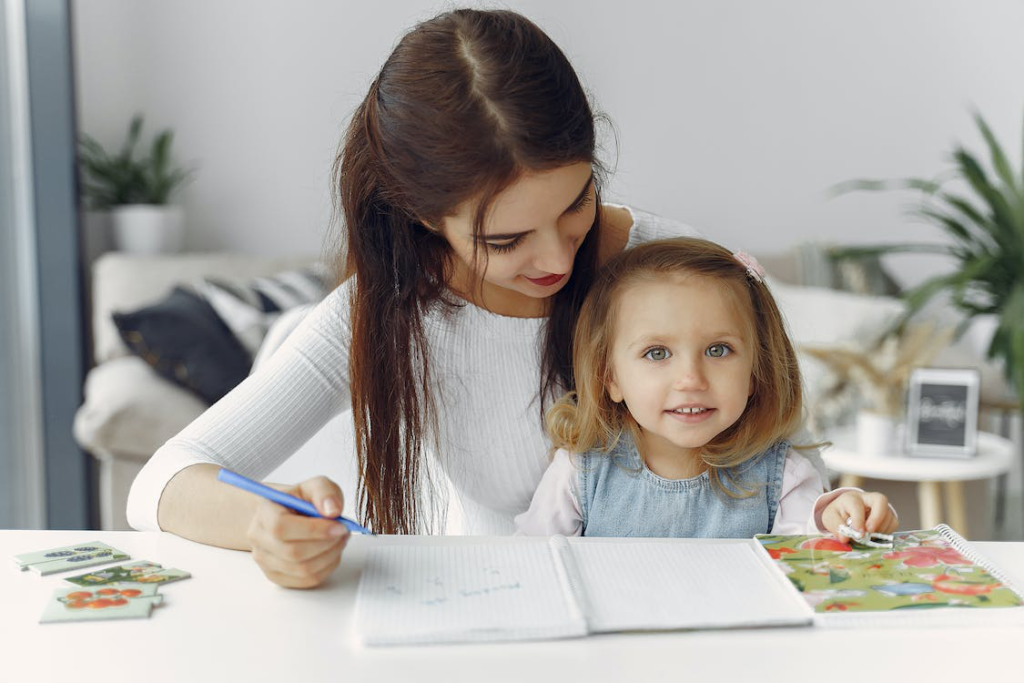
xmin=439 ymin=162 xmax=596 ymax=306
xmin=605 ymin=275 xmax=756 ymax=460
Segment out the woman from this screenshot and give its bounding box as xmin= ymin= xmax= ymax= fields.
xmin=127 ymin=8 xmax=706 ymax=587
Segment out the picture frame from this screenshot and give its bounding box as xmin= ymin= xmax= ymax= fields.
xmin=905 ymin=367 xmax=980 ymax=458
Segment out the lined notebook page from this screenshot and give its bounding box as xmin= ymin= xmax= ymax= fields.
xmin=355 ymin=543 xmax=587 ymax=646
xmin=568 ymin=540 xmax=812 ymax=632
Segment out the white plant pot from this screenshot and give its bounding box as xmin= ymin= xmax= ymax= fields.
xmin=856 ymin=411 xmax=902 ymax=456
xmin=111 ymin=204 xmax=183 ymax=254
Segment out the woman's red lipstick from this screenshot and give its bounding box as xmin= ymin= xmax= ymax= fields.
xmin=525 ymin=273 xmax=566 ymax=287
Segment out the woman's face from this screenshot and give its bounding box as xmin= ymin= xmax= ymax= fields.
xmin=439 ymin=161 xmax=596 ymax=303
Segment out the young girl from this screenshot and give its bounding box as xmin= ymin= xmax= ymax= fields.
xmin=515 ymin=238 xmax=898 ymax=540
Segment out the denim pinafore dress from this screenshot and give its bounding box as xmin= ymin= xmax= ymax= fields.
xmin=578 ymin=432 xmax=789 ymax=538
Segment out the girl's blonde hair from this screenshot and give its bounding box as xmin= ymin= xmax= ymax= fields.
xmin=546 ymin=237 xmax=803 ymax=496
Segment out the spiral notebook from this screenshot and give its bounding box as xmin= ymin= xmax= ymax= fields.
xmin=755 ymin=524 xmax=1024 ymax=627
xmin=354 ymin=537 xmax=813 ymax=646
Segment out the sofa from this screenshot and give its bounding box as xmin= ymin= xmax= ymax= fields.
xmin=74 ymin=252 xmax=320 ymax=530
xmin=75 ymin=250 xmax=1017 ymax=536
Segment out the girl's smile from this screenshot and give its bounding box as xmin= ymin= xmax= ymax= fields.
xmin=665 ymin=405 xmax=716 ymax=424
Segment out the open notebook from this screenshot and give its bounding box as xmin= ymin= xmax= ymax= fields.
xmin=354 ymin=537 xmax=813 ymax=646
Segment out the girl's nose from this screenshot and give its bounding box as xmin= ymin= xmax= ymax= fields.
xmin=673 ymin=358 xmax=709 ymax=392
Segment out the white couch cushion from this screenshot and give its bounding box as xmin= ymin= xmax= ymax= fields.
xmin=770 ymin=279 xmax=906 ymax=347
xmin=769 ymin=280 xmax=906 ymax=430
xmin=770 ymin=280 xmax=1015 ymax=425
xmin=91 ymin=252 xmax=319 ymax=364
xmin=74 ymin=356 xmax=208 ymax=461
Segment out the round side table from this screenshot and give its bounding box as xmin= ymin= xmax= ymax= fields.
xmin=821 ymin=429 xmax=1015 ymax=537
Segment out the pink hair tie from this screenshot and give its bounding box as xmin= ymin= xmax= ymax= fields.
xmin=733 ymin=251 xmax=765 ymax=284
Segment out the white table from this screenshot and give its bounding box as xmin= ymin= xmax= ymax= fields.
xmin=822 ymin=429 xmax=1015 ymax=537
xmin=3 ymin=530 xmax=1024 ymax=683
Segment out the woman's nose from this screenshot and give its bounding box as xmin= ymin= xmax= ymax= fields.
xmin=534 ymin=227 xmax=576 ymax=275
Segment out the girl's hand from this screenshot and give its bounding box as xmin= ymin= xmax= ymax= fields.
xmin=246 ymin=476 xmax=350 ymax=588
xmin=821 ymin=490 xmax=898 ymax=544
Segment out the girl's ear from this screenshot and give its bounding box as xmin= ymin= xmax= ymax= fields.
xmin=607 ymin=374 xmax=624 ymax=403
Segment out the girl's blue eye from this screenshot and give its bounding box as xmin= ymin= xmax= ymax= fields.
xmin=706 ymin=343 xmax=732 ymax=358
xmin=643 ymin=347 xmax=670 ymax=361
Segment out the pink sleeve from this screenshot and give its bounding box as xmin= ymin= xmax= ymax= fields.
xmin=771 ymin=448 xmax=899 ymax=535
xmin=514 ymin=449 xmax=583 ymax=537
xmin=771 ymin=448 xmax=836 ymax=535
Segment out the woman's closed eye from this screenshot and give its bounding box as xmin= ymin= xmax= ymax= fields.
xmin=566 ymin=188 xmax=593 ymax=214
xmin=485 ymin=187 xmax=593 ymax=254
xmin=705 ymin=343 xmax=733 ymax=358
xmin=486 ymin=236 xmax=525 ymax=254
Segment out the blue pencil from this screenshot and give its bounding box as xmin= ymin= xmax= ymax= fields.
xmin=217 ymin=468 xmax=373 ymax=535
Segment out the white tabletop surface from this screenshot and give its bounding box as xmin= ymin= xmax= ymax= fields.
xmin=3 ymin=530 xmax=1024 ymax=683
xmin=822 ymin=429 xmax=1016 ymax=481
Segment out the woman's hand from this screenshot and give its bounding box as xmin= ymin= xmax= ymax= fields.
xmin=821 ymin=490 xmax=898 ymax=544
xmin=246 ymin=476 xmax=350 ymax=588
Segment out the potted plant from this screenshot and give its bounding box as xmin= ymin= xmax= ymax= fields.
xmin=803 ymin=323 xmax=954 ymax=454
xmin=78 ymin=114 xmax=192 ymax=254
xmin=830 ymin=111 xmax=1024 ymax=419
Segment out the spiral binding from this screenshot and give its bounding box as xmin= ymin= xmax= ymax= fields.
xmin=934 ymin=523 xmax=1024 ymax=600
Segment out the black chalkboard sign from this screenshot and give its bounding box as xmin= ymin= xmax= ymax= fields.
xmin=906 ymin=368 xmax=980 ymax=458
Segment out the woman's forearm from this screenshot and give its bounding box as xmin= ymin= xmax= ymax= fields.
xmin=157 ymin=463 xmax=261 ymax=551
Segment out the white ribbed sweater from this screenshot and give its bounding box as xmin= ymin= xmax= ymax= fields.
xmin=126 ymin=207 xmax=704 ymax=534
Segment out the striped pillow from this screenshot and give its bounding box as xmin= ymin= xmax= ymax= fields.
xmin=193 ymin=266 xmax=327 ymax=359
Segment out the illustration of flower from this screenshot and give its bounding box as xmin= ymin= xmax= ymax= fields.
xmin=824 ymin=602 xmax=862 ymax=611
xmin=800 ymin=538 xmax=853 ymax=553
xmin=882 ymin=546 xmax=971 ymax=568
xmin=767 ymin=547 xmax=796 ymax=560
xmin=932 ymin=574 xmax=999 ymax=596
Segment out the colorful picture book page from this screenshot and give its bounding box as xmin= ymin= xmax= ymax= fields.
xmin=65 ymin=561 xmax=191 ymax=587
xmin=39 ymin=583 xmax=162 ymax=623
xmin=756 ymin=529 xmax=1023 ymax=614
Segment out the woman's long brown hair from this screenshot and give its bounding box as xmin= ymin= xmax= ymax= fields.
xmin=332 ymin=9 xmax=603 ymax=534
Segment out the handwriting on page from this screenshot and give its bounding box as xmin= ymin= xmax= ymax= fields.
xmin=390 ymin=566 xmax=523 ymax=607
xmin=356 ymin=542 xmax=582 ymax=644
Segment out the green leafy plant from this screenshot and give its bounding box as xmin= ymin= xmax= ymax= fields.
xmin=830 ymin=111 xmax=1024 ymax=411
xmin=78 ymin=114 xmax=192 ymax=208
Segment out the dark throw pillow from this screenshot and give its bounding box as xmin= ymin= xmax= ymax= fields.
xmin=113 ymin=286 xmax=252 ymax=405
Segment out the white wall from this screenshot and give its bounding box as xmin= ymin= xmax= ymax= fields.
xmin=73 ymin=0 xmax=1024 ymax=282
